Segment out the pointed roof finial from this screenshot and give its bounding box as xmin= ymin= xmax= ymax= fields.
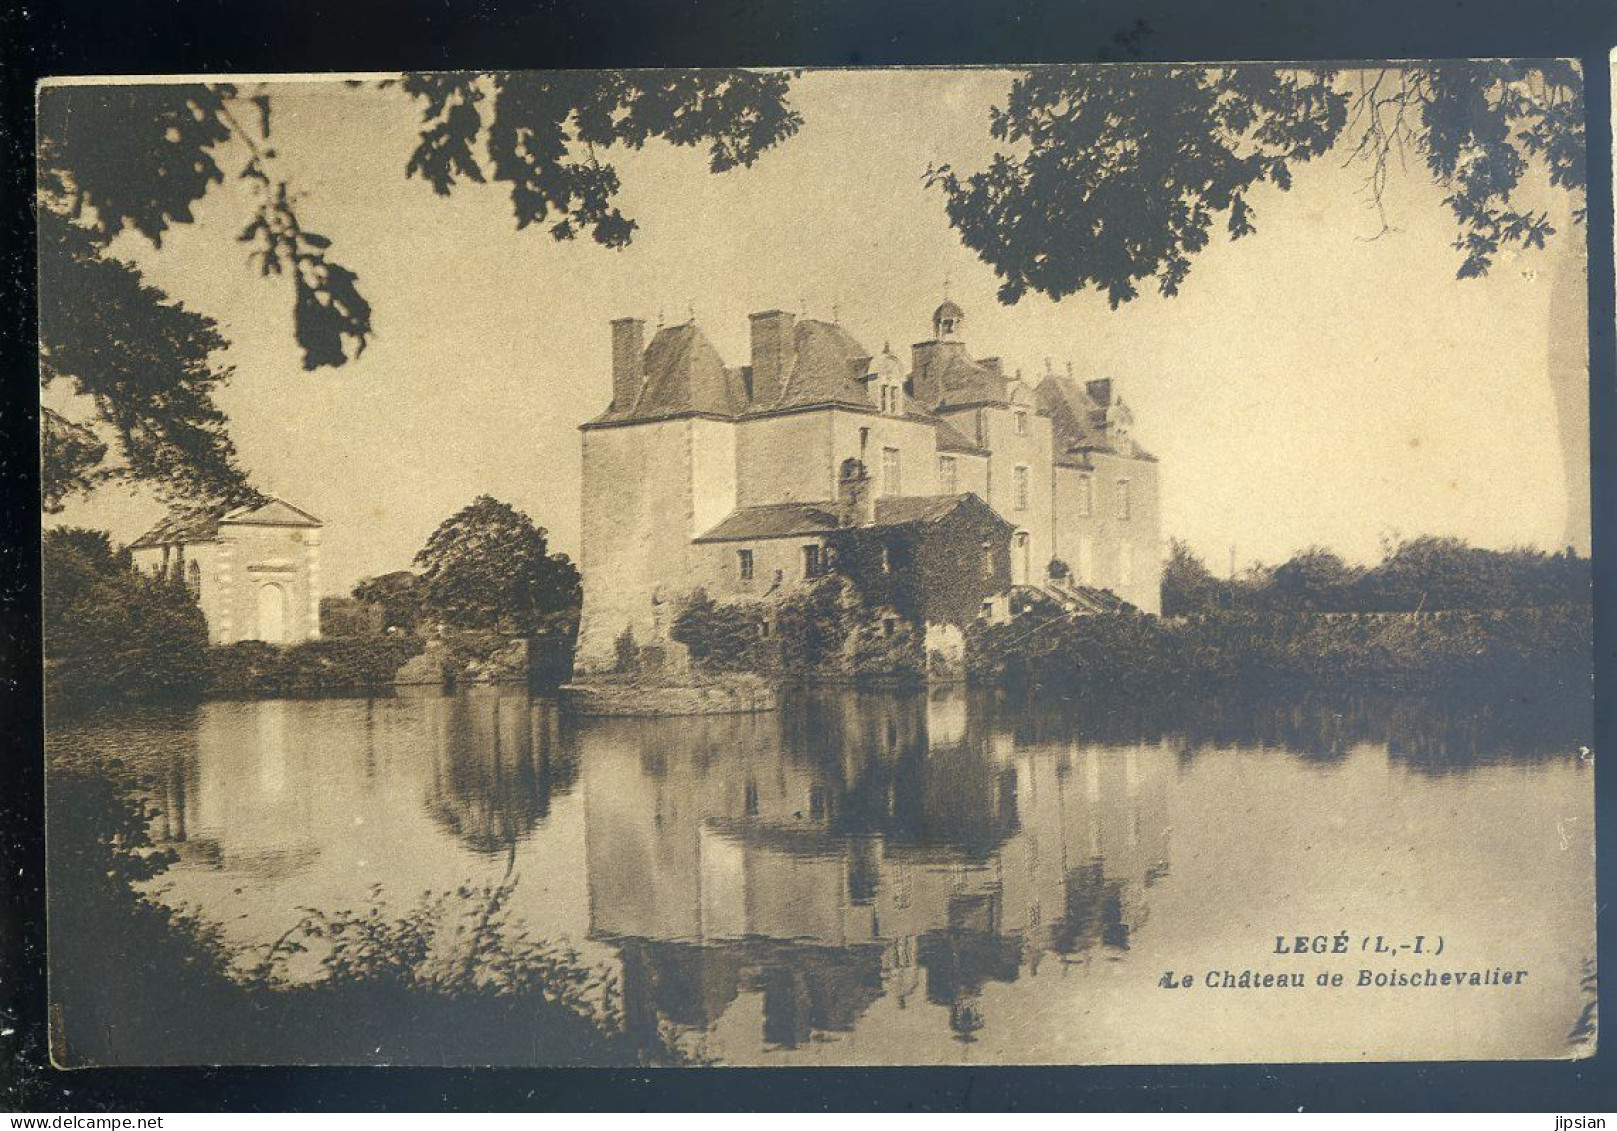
xmin=831 ymin=300 xmax=840 ymax=324
xmin=687 ymin=299 xmax=696 ymax=323
xmin=656 ymin=307 xmax=665 ymax=327
xmin=942 ymin=271 xmax=951 ymax=299
xmin=1066 ymin=360 xmax=1074 ymax=379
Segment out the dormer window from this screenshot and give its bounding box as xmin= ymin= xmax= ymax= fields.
xmin=1014 ymin=409 xmax=1028 ymax=436
xmin=879 ymin=382 xmax=903 ymax=416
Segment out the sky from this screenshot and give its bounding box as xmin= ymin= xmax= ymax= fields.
xmin=46 ymin=68 xmax=1589 ymax=595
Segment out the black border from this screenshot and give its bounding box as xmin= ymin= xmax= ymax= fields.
xmin=3 ymin=0 xmax=1614 ymax=1112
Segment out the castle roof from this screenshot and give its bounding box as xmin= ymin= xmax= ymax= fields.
xmin=130 ymin=496 xmax=322 ymax=549
xmin=628 ymin=321 xmax=751 ymax=420
xmin=693 ymin=493 xmax=1010 ymax=544
xmin=768 ymin=319 xmax=875 ymax=412
xmin=915 ymin=342 xmax=1009 ymax=410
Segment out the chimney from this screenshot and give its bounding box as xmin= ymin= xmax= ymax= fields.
xmin=749 ymin=310 xmax=795 ymax=409
xmin=1086 ymin=378 xmax=1113 ymax=407
xmin=837 ymin=454 xmax=875 ymax=527
xmin=610 ymin=317 xmax=646 ymax=412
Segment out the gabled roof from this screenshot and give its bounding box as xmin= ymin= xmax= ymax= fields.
xmin=130 ymin=495 xmax=321 ymax=549
xmin=221 ymin=497 xmax=322 ymax=527
xmin=130 ymin=506 xmax=229 ymax=549
xmin=770 ymin=319 xmax=874 ymax=412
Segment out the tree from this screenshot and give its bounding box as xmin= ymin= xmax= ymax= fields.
xmin=412 ymin=496 xmax=581 ymax=635
xmin=1160 ymin=538 xmax=1225 ymax=617
xmin=930 ymin=63 xmax=1583 ymax=305
xmin=43 ymin=526 xmax=210 ymax=707
xmin=931 ymin=63 xmax=1588 ymax=547
xmin=1267 ymin=546 xmax=1363 ymax=612
xmin=351 ymin=570 xmax=426 ymax=633
xmin=37 ymin=72 xmax=801 ymax=507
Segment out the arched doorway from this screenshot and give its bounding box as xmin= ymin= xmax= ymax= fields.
xmin=257 ymin=583 xmax=288 ymax=643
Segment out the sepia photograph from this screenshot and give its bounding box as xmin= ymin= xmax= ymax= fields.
xmin=36 ymin=62 xmax=1593 ymax=1069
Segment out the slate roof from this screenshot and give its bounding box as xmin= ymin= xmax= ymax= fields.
xmin=130 ymin=496 xmax=322 ymax=549
xmin=1036 ymin=373 xmax=1112 ymax=453
xmin=628 ymin=322 xmax=751 ymax=421
xmin=695 ymin=493 xmax=1010 ymax=544
xmin=769 ymin=319 xmax=875 ymax=412
xmin=916 ymin=343 xmax=1009 ymax=410
xmin=693 ymin=501 xmax=842 ymax=543
xmin=873 ymin=493 xmax=1001 ymax=528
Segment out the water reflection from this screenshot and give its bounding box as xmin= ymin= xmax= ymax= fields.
xmin=425 ymin=691 xmax=577 ymax=856
xmin=45 ymin=679 xmax=1592 ymax=1065
xmin=582 ymin=690 xmax=1171 ymax=1048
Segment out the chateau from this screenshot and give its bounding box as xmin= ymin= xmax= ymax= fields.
xmin=131 ymin=496 xmax=324 ymax=645
xmin=576 ymin=301 xmax=1161 ymax=672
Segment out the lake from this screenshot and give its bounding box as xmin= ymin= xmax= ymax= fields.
xmin=47 ymin=683 xmax=1595 ymax=1066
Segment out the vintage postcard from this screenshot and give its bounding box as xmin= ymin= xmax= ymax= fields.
xmin=39 ymin=64 xmax=1593 ymax=1067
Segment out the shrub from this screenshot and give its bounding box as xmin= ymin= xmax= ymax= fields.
xmin=44 ymin=527 xmax=210 ymax=711
xmin=670 ymin=589 xmax=770 ymax=672
xmin=206 ymin=636 xmax=424 ymax=698
xmin=613 ymin=626 xmax=641 ymax=674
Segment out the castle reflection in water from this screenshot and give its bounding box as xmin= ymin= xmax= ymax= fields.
xmin=587 ymin=691 xmax=1171 ymax=1047
xmin=94 ymin=678 xmax=1584 ymax=1059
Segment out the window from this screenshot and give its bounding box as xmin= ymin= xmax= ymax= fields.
xmin=938 ymin=455 xmax=957 ymax=494
xmin=804 ymin=544 xmax=824 ymax=578
xmin=880 ymin=544 xmax=892 ymax=574
xmin=1014 ymin=409 xmax=1028 ymax=435
xmin=1077 ymin=475 xmax=1093 ymax=517
xmin=881 ymin=446 xmax=901 ymax=496
xmin=1013 ymin=465 xmax=1030 ymax=510
xmin=1116 ymin=478 xmax=1132 ymax=520
xmin=737 ymin=548 xmax=755 ymax=583
xmin=185 ymin=560 xmax=202 ymax=597
xmin=880 ymin=383 xmax=903 ymax=416
xmin=981 ymin=541 xmax=996 ymax=578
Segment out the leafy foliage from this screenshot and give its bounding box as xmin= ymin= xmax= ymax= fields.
xmin=930 ymin=66 xmax=1348 ymax=305
xmin=206 ymin=636 xmax=425 ymax=698
xmin=413 ymin=496 xmax=581 ymax=635
xmin=40 ymin=408 xmax=108 ymax=514
xmin=38 ymin=213 xmax=253 ymax=507
xmin=400 ymin=70 xmax=802 ymax=247
xmin=37 ymin=71 xmax=799 ymax=505
xmin=670 ymin=588 xmax=770 ymax=671
xmin=351 ymin=569 xmax=425 ymax=633
xmin=43 ymin=527 xmax=210 ymax=710
xmin=932 ymin=63 xmax=1584 ymax=305
xmin=1163 ymin=536 xmax=1589 ymax=617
